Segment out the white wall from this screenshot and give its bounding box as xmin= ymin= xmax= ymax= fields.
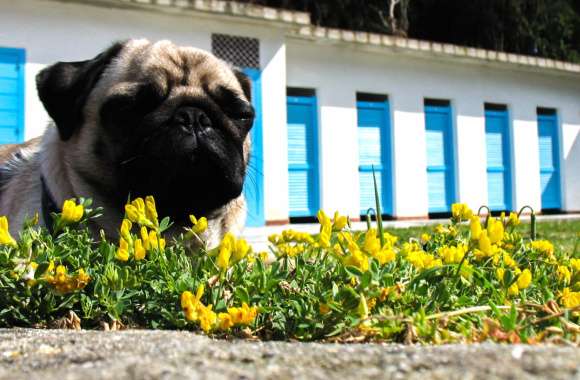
xmin=287 ymin=40 xmax=580 ymax=216
xmin=0 ymin=0 xmax=289 ymax=221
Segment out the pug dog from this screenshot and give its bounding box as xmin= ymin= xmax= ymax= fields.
xmin=0 ymin=39 xmax=254 ymax=246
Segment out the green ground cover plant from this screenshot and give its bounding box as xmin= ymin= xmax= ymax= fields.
xmin=0 ymin=194 xmax=579 ymax=344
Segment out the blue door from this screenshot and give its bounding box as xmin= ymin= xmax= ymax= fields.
xmin=537 ymin=111 xmax=561 ymax=210
xmin=485 ymin=108 xmax=512 ymax=211
xmin=357 ymin=99 xmax=392 ymax=215
xmin=425 ymin=102 xmax=455 ymax=213
xmin=242 ymin=68 xmax=264 ymax=226
xmin=287 ymin=94 xmax=319 ymax=217
xmin=0 ymin=48 xmax=25 ymax=144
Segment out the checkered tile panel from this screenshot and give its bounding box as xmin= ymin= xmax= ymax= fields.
xmin=211 ymin=34 xmax=260 ymax=68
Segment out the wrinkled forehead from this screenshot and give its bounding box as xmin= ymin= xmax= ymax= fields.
xmin=106 ymin=39 xmax=244 ymax=98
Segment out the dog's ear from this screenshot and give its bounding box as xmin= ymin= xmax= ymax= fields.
xmin=233 ymin=69 xmax=252 ymax=102
xmin=36 ymin=41 xmax=126 ymax=141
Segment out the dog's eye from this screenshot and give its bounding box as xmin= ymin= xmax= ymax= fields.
xmin=232 ymin=107 xmax=255 ymax=126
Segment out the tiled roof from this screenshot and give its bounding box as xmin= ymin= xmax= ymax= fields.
xmin=78 ymin=0 xmax=311 ymax=26
xmin=291 ymin=26 xmax=580 ymax=76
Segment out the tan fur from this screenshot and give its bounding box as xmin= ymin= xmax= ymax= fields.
xmin=0 ymin=39 xmax=249 ymax=247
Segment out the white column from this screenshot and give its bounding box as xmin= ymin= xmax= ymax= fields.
xmin=260 ymin=40 xmax=289 ymax=222
xmin=561 ymin=107 xmax=580 ymax=212
xmin=511 ymin=104 xmax=542 ymax=211
xmin=391 ymin=94 xmax=429 ymax=218
xmin=24 ymin=63 xmax=50 ymax=140
xmin=454 ymin=101 xmax=487 ymax=209
xmin=318 ymin=90 xmax=360 ymax=218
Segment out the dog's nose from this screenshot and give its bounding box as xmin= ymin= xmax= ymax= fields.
xmin=173 ymin=106 xmax=211 ymax=132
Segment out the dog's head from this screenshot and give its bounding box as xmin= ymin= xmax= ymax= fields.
xmin=36 ymin=39 xmax=254 ymax=222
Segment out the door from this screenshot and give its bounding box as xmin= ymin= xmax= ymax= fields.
xmin=287 ymin=93 xmax=319 ymax=218
xmin=0 ymin=48 xmax=25 ymax=145
xmin=242 ymin=68 xmax=264 ymax=226
xmin=357 ymin=99 xmax=392 ymax=215
xmin=537 ymin=110 xmax=561 ymax=210
xmin=485 ymin=107 xmax=512 ymax=211
xmin=425 ymin=101 xmax=455 ymax=213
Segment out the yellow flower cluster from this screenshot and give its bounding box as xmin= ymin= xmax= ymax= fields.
xmin=404 ymin=242 xmax=442 ymax=270
xmin=0 ymin=216 xmax=17 ymax=247
xmin=317 ymin=210 xmax=349 ymax=248
xmin=216 ymin=232 xmax=251 ymax=271
xmin=362 ymin=229 xmax=396 ymax=265
xmin=181 ymin=285 xmax=258 ymax=332
xmin=189 ymin=215 xmax=208 ymax=235
xmin=45 ymin=263 xmax=90 ymax=294
xmin=560 ymin=288 xmax=580 ymax=310
xmin=496 ymin=267 xmax=532 ymax=296
xmin=61 ymin=199 xmax=84 ymax=224
xmin=125 ymin=196 xmax=158 ymax=229
xmin=269 ymin=229 xmax=315 ymax=257
xmin=116 ymin=218 xmax=165 ymax=262
xmin=451 ymin=203 xmax=473 ymax=221
xmin=530 ymin=240 xmax=555 ymax=257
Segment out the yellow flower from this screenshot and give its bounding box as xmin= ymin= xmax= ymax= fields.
xmin=343 ymin=248 xmax=369 ymax=272
xmin=406 ymin=249 xmax=442 ymax=270
xmin=217 ymin=233 xmax=235 ymax=270
xmin=319 ymin=303 xmax=331 ymax=315
xmin=507 ymin=212 xmax=520 ymax=227
xmin=0 ymin=216 xmax=17 ymax=247
xmin=45 ymin=265 xmax=90 ymax=293
xmin=374 ymin=247 xmax=396 ymax=265
xmin=557 ymin=266 xmax=571 ymax=283
xmin=61 ymin=199 xmax=84 ymax=223
xmin=189 ymin=215 xmax=208 ymax=234
xmin=227 ymin=303 xmax=258 ymax=325
xmin=508 ymin=283 xmax=519 ymax=296
xmin=144 ymin=195 xmax=159 ymax=227
xmin=517 ymin=269 xmax=532 ymax=290
xmin=233 ymin=238 xmax=251 ymax=262
xmin=134 ymin=238 xmax=146 ymax=260
xmin=332 ymin=211 xmax=348 ymax=231
xmin=420 ymin=233 xmax=431 ymax=244
xmin=199 ymin=305 xmax=217 ymax=333
xmin=125 ymin=198 xmax=155 ymax=228
xmin=259 ymin=251 xmax=269 ymax=262
xmin=571 ymin=258 xmax=580 ymax=272
xmin=120 ymin=219 xmax=132 ymax=242
xmin=451 ymin=203 xmax=473 ymax=221
xmin=530 ymin=240 xmax=554 ymax=257
xmin=317 ymin=210 xmax=331 ymax=229
xmin=116 ymin=238 xmax=130 ymax=261
xmin=438 ymin=245 xmax=467 ymax=264
xmin=487 ymin=218 xmax=504 ymax=244
xmin=181 ymin=284 xmax=205 ymax=322
xmin=470 ymin=216 xmax=482 ymax=240
xmin=478 ymin=231 xmax=492 ymax=256
xmin=218 ymin=312 xmax=234 ymax=330
xmin=560 ymin=288 xmax=580 ymax=309
xmin=363 ymin=229 xmax=381 ymax=255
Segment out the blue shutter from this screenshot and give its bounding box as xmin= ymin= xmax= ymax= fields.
xmin=537 ymin=112 xmax=561 ymax=210
xmin=0 ymin=48 xmax=25 ymax=144
xmin=357 ymin=100 xmax=392 ymax=215
xmin=485 ymin=109 xmax=512 ymax=211
xmin=425 ymin=103 xmax=455 ymax=213
xmin=287 ymin=95 xmax=319 ymax=217
xmin=242 ymin=68 xmax=264 ymax=226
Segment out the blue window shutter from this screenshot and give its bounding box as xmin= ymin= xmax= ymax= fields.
xmin=485 ymin=109 xmax=512 ymax=211
xmin=537 ymin=112 xmax=561 ymax=210
xmin=425 ymin=103 xmax=455 ymax=213
xmin=242 ymin=68 xmax=265 ymax=226
xmin=0 ymin=47 xmax=25 ymax=144
xmin=287 ymin=95 xmax=319 ymax=217
xmin=357 ymin=100 xmax=392 ymax=215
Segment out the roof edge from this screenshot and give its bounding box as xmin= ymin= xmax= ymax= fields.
xmin=289 ymin=26 xmax=580 ymax=77
xmin=47 ymin=0 xmax=311 ymax=28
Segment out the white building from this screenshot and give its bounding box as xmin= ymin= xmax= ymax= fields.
xmin=1 ymin=0 xmax=579 ymax=228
